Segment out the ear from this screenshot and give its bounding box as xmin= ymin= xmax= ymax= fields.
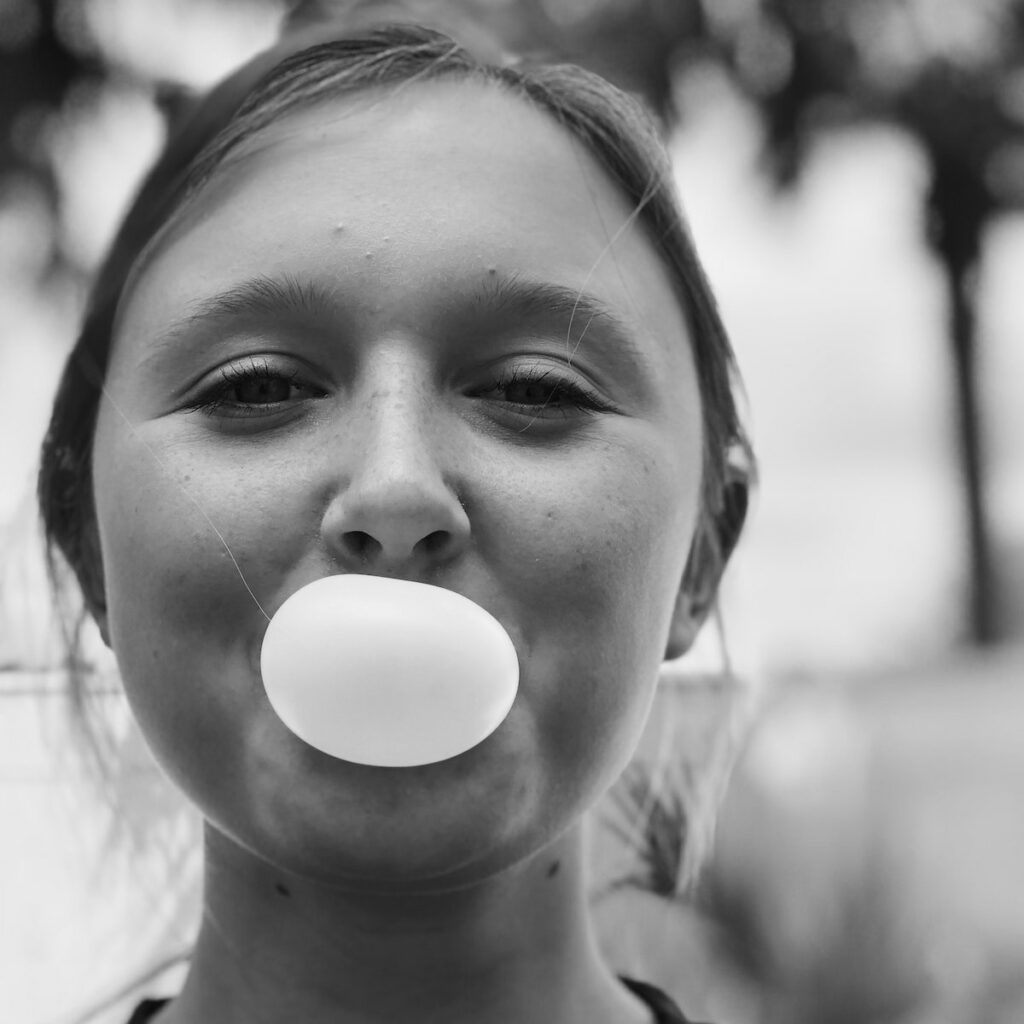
xmin=665 ymin=472 xmax=749 ymax=660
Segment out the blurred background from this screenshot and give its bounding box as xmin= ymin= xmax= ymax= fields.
xmin=1 ymin=2 xmax=1022 ymax=1022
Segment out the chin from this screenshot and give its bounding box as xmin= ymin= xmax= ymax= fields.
xmin=244 ymin=805 xmax=543 ymax=895
xmin=217 ymin=738 xmax=552 ymax=892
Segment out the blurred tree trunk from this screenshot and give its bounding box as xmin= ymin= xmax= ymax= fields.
xmin=943 ymin=250 xmax=998 ymax=646
xmin=915 ymin=65 xmax=1005 ymax=646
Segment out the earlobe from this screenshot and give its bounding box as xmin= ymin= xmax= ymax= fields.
xmin=664 ymin=586 xmax=704 ymax=661
xmin=664 ymin=520 xmax=719 ymax=660
xmin=96 ymin=611 xmax=111 ymax=648
xmin=665 ymin=472 xmax=749 ymax=660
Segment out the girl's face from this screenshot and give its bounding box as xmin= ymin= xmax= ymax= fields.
xmin=91 ymin=81 xmax=704 ymax=888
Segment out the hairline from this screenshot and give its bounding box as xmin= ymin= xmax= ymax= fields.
xmin=113 ymin=80 xmax=439 ymax=342
xmin=113 ymin=68 xmax=671 ymax=362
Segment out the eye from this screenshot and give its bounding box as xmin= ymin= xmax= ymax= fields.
xmin=192 ymin=356 xmax=326 ymax=419
xmin=476 ymin=366 xmax=610 ymax=418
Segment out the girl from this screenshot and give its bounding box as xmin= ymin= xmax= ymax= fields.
xmin=39 ymin=22 xmax=750 ymax=1024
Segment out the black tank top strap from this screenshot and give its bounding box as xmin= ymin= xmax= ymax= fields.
xmin=126 ymin=982 xmax=707 ymax=1024
xmin=619 ymin=976 xmax=703 ymax=1023
xmin=124 ymin=998 xmax=169 ymax=1024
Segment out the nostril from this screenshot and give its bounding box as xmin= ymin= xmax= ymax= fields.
xmin=418 ymin=530 xmax=451 ymax=556
xmin=343 ymin=531 xmax=382 ymax=562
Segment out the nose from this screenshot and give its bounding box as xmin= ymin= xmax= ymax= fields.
xmin=319 ymin=387 xmax=471 ymax=574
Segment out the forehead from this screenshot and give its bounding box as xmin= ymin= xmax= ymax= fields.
xmin=117 ymin=78 xmax=692 ymax=370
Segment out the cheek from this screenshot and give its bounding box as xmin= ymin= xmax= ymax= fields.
xmin=90 ymin=426 xmax=313 ymax=768
xmin=492 ymin=434 xmax=698 ymax=647
xmin=483 ymin=431 xmax=701 ymax=790
xmin=96 ymin=442 xmax=296 ymax=636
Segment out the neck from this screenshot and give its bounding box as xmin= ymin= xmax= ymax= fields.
xmin=162 ymin=823 xmax=651 ymax=1024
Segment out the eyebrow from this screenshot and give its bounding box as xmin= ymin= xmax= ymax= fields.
xmin=153 ymin=274 xmax=334 ymax=345
xmin=142 ymin=271 xmax=647 ymax=377
xmin=480 ymin=274 xmax=635 ymax=353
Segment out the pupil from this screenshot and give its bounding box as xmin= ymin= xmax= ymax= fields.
xmin=237 ymin=376 xmax=289 ymax=404
xmin=512 ymin=379 xmax=552 ymax=404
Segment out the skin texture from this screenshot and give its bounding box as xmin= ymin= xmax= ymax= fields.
xmin=91 ymin=81 xmax=704 ymax=1024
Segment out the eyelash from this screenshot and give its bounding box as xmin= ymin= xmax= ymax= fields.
xmin=193 ymin=357 xmax=323 ymax=418
xmin=191 ymin=359 xmax=609 ymax=420
xmin=477 ymin=365 xmax=608 ymax=417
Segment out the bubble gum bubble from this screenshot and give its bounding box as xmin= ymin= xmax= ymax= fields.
xmin=260 ymin=575 xmax=519 ymax=767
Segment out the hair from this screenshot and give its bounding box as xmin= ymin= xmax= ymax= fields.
xmin=37 ymin=20 xmax=752 ymax=797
